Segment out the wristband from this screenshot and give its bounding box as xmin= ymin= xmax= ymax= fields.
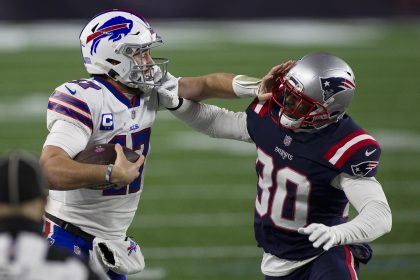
xmin=232 ymin=75 xmax=261 ymax=98
xmin=105 ymin=164 xmax=114 ymax=183
xmin=166 ymin=97 xmax=184 ymax=111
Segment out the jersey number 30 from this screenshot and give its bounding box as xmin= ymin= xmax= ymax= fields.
xmin=255 ymin=148 xmax=311 ymax=231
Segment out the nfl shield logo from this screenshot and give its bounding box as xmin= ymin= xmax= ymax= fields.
xmin=74 ymin=245 xmax=81 ymax=256
xmin=283 ymin=135 xmax=292 ymax=146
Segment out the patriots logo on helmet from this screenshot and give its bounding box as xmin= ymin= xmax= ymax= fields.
xmin=320 ymin=77 xmax=355 ymax=101
xmin=86 ymin=16 xmax=134 ymax=55
xmin=351 ymin=161 xmax=378 ymax=177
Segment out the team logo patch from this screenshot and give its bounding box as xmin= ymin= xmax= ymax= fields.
xmin=87 ymin=16 xmax=133 ymax=55
xmin=74 ymin=245 xmax=81 ymax=256
xmin=47 ymin=237 xmax=55 ymax=246
xmin=64 ymin=85 xmax=76 ymax=95
xmin=127 ymin=241 xmax=137 ymax=256
xmin=95 ymin=146 xmax=105 ymax=153
xmin=283 ymin=135 xmax=292 ymax=146
xmin=351 ymin=161 xmax=378 ymax=177
xmin=100 ymin=113 xmax=114 ymax=131
xmin=320 ymin=77 xmax=355 ymax=101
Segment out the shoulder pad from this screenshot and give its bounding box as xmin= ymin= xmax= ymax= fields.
xmin=47 ymin=80 xmax=97 ymax=131
xmin=246 ymin=98 xmax=269 ymax=117
xmin=324 ymin=130 xmax=381 ymax=177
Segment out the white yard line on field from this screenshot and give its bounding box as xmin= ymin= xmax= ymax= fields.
xmin=0 ymin=20 xmax=385 ymax=51
xmin=168 ymin=130 xmax=420 ymax=154
xmin=8 ymin=98 xmax=418 ymax=154
xmin=131 ymin=210 xmax=420 ymax=228
xmin=131 ymin=212 xmax=252 ymax=228
xmin=1 ymin=95 xmax=420 ymax=153
xmin=140 ymin=243 xmax=420 ymax=260
xmin=121 ymin=243 xmax=420 ymax=279
xmin=127 ymin=268 xmax=166 ymax=279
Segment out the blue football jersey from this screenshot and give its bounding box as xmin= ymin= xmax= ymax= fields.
xmin=246 ymin=98 xmax=381 ymax=260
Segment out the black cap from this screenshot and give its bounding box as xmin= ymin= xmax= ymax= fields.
xmin=0 ymin=151 xmax=47 ymax=205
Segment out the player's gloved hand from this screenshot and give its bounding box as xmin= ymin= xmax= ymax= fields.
xmin=110 ymin=144 xmax=145 ymax=187
xmin=298 ymin=223 xmax=338 ymax=251
xmin=155 ymin=72 xmax=180 ymax=109
xmin=258 ymin=60 xmax=295 ymax=101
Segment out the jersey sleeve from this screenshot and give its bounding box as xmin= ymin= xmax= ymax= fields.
xmin=170 ymin=99 xmax=251 ymax=142
xmin=245 ymin=98 xmax=270 ymax=143
xmin=43 ymin=120 xmax=90 ymax=158
xmin=323 ymin=130 xmax=381 ymax=177
xmin=47 ymin=82 xmax=94 ymax=136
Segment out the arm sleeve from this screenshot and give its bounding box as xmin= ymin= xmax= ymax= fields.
xmin=43 ymin=120 xmax=90 ymax=158
xmin=330 ymin=173 xmax=392 ymax=244
xmin=170 ymin=99 xmax=252 ymax=142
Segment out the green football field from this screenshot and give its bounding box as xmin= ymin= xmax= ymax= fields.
xmin=0 ymin=22 xmax=419 ymax=279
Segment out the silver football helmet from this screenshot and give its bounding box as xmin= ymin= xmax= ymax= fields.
xmin=79 ymin=10 xmax=169 ymax=89
xmin=269 ymin=53 xmax=356 ymax=130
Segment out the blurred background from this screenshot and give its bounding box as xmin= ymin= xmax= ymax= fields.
xmin=0 ymin=1 xmax=419 ymax=279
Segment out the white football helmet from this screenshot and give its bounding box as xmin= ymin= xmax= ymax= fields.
xmin=269 ymin=53 xmax=356 ymax=130
xmin=79 ymin=10 xmax=169 ymax=88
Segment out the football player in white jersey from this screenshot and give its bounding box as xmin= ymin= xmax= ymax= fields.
xmin=39 ymin=10 xmax=270 ymax=280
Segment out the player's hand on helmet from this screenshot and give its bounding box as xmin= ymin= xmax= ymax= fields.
xmin=110 ymin=144 xmax=145 ymax=187
xmin=155 ymin=72 xmax=180 ymax=109
xmin=298 ymin=223 xmax=338 ymax=251
xmin=258 ymin=60 xmax=295 ymax=101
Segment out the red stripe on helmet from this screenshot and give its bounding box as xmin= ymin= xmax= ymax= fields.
xmin=86 ymin=23 xmax=129 ymax=43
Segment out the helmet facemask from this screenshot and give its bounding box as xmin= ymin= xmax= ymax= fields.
xmin=269 ymin=76 xmax=331 ymax=130
xmin=269 ymin=53 xmax=356 ymax=131
xmin=113 ymin=41 xmax=169 ymax=89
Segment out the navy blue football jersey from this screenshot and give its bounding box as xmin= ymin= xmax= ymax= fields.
xmin=246 ymin=98 xmax=381 ymax=260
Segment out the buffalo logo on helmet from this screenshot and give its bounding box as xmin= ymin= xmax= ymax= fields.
xmin=86 ymin=16 xmax=134 ymax=55
xmin=319 ymin=77 xmax=355 ymax=101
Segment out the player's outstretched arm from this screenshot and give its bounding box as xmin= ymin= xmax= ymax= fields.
xmin=157 ymin=72 xmax=249 ymax=109
xmin=169 ymin=99 xmax=252 ymax=142
xmin=177 ymin=60 xmax=295 ymax=102
xmin=178 ymin=73 xmax=237 ymax=101
xmin=156 ymin=61 xmax=295 ymax=109
xmin=40 ymin=144 xmax=144 ymax=190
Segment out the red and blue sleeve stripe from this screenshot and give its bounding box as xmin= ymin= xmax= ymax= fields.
xmin=48 ymin=101 xmax=93 ymax=130
xmin=51 ymin=91 xmax=91 ymax=115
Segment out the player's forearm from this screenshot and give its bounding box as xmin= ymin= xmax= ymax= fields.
xmin=332 ymin=199 xmax=392 ymax=244
xmin=179 ymin=73 xmax=237 ymax=101
xmin=170 ymin=99 xmax=251 ymax=142
xmin=41 ymin=155 xmax=108 ymax=190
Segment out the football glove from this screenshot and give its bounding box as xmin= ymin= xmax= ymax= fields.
xmin=298 ymin=223 xmax=338 ymax=251
xmin=155 ymin=72 xmax=180 ymax=109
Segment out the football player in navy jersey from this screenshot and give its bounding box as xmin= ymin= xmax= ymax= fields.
xmin=165 ymin=53 xmax=392 ymax=279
